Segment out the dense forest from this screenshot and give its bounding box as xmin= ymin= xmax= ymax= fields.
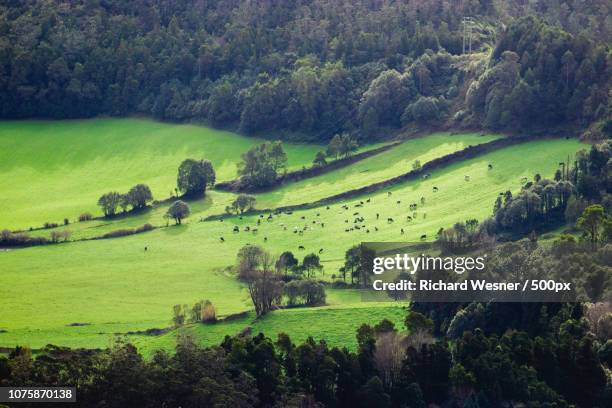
xmin=1 ymin=301 xmax=610 ymax=407
xmin=0 ymin=0 xmax=610 ymax=141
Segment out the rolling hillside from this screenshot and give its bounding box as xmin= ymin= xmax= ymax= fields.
xmin=0 ymin=120 xmax=585 ymax=352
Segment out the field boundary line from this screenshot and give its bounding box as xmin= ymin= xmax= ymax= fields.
xmin=214 ymin=141 xmax=402 ymax=193
xmin=205 ymin=135 xmax=536 ymax=220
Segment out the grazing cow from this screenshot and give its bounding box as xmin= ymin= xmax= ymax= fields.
xmin=366 ymin=229 xmax=370 ymax=233
xmin=144 ymin=246 xmax=148 ymax=251
xmin=355 ymin=225 xmax=361 ymax=230
xmin=366 ymin=198 xmax=371 ymax=203
xmin=375 ymin=226 xmax=378 ymax=231
xmin=421 ymin=197 xmax=425 ymax=204
xmin=257 ymin=219 xmax=261 ymax=225
xmin=259 ymin=214 xmax=264 ymax=218
xmin=219 ymin=237 xmax=225 ymax=242
xmin=239 ymin=216 xmax=243 ymax=220
xmin=301 ymin=216 xmax=306 ymax=220
xmin=406 ymin=216 xmax=412 ymax=221
xmin=376 ymin=213 xmax=380 ymax=219
xmin=345 ymin=219 xmax=349 ymax=223
xmin=465 ymin=175 xmax=470 ymax=181
xmin=316 ymin=213 xmax=320 ymax=216
xmin=245 ymin=226 xmax=250 ymax=231
xmin=423 ymin=213 xmax=427 ymax=219
xmin=353 ymin=212 xmax=360 ymax=216
xmin=420 ymin=234 xmax=427 ymax=241
xmin=433 ymin=186 xmax=438 ymax=192
xmin=321 ymin=223 xmax=325 ymax=227
xmin=397 ymin=200 xmax=401 ymax=204
xmin=388 ymin=191 xmax=392 ymax=197
xmin=318 ymin=248 xmax=324 ymax=254
xmin=219 ymin=218 xmax=224 ymax=222
xmin=360 ymin=201 xmax=364 ymax=205
xmin=264 ymin=237 xmax=267 ymax=242
xmin=488 ymin=164 xmax=493 ymax=170
xmin=298 ymin=245 xmax=305 ymax=250
xmin=401 ymin=228 xmax=404 ymax=234
xmin=326 ymin=206 xmax=330 ymax=210
xmin=387 ymin=218 xmax=394 ymax=223
xmin=252 ymin=228 xmax=258 ymax=233
xmin=233 ymin=226 xmax=239 ymax=232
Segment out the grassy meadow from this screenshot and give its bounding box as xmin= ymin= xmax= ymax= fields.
xmin=0 ymin=119 xmax=323 ymax=230
xmin=21 ymin=129 xmax=498 ymax=241
xmin=0 ymin=119 xmax=585 ymax=352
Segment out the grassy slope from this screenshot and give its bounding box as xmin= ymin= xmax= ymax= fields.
xmin=0 ymin=137 xmax=584 ymax=350
xmin=134 ymin=304 xmax=408 ymax=357
xmin=25 ymin=132 xmax=497 ymax=241
xmin=255 ymin=132 xmax=499 ymax=209
xmin=0 ymin=118 xmax=322 ymax=230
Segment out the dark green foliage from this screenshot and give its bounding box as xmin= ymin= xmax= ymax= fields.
xmin=126 ymin=184 xmax=153 ymax=210
xmin=1 ymin=305 xmax=609 ymax=407
xmin=97 ymin=191 xmax=122 ymax=217
xmin=176 ymin=159 xmax=215 ymax=197
xmin=1 ymin=2 xmax=607 ymax=140
xmin=166 ymin=200 xmax=190 ymax=225
xmin=465 ymin=16 xmax=610 ymax=132
xmin=229 ymin=194 xmax=256 ymax=214
xmin=312 ymin=151 xmax=327 ymax=167
xmin=284 ymin=279 xmax=326 ymax=307
xmin=492 ymin=141 xmax=611 ymax=236
xmin=238 ymin=141 xmax=287 ymax=189
xmin=276 ymin=251 xmax=298 ymax=276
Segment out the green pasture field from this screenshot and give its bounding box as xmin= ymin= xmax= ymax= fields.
xmin=23 ymin=131 xmax=497 ymax=241
xmin=0 ymin=133 xmax=584 ymax=352
xmin=0 ymin=118 xmax=323 ymax=230
xmin=133 ymin=304 xmax=408 ymax=357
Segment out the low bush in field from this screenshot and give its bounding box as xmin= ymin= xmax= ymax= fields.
xmin=78 ymin=213 xmax=93 ymax=222
xmin=50 ymin=230 xmax=71 ymax=243
xmin=101 ymin=223 xmax=154 ymax=239
xmin=285 ymin=279 xmax=326 ymax=307
xmin=1 ymin=230 xmax=48 ymax=247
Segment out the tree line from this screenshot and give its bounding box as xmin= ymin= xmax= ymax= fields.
xmin=1 ymin=1 xmax=608 ymax=140
xmin=236 ymin=245 xmax=326 ymax=317
xmin=1 ymin=302 xmax=609 ymax=407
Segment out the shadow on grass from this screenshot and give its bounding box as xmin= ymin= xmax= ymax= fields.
xmin=162 ymin=224 xmax=189 ymax=236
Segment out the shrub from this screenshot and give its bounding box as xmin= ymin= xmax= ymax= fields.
xmin=50 ymin=230 xmax=71 ymax=243
xmin=190 ymin=299 xmax=217 ymax=323
xmin=78 ymin=213 xmax=93 ymax=222
xmin=43 ymin=222 xmax=59 ymax=229
xmin=0 ymin=230 xmax=48 ymax=247
xmin=166 ymin=200 xmax=190 ymax=225
xmin=283 ymin=279 xmax=326 ymax=307
xmin=63 ymin=218 xmax=70 ymax=225
xmin=101 ymin=224 xmax=154 ymax=239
